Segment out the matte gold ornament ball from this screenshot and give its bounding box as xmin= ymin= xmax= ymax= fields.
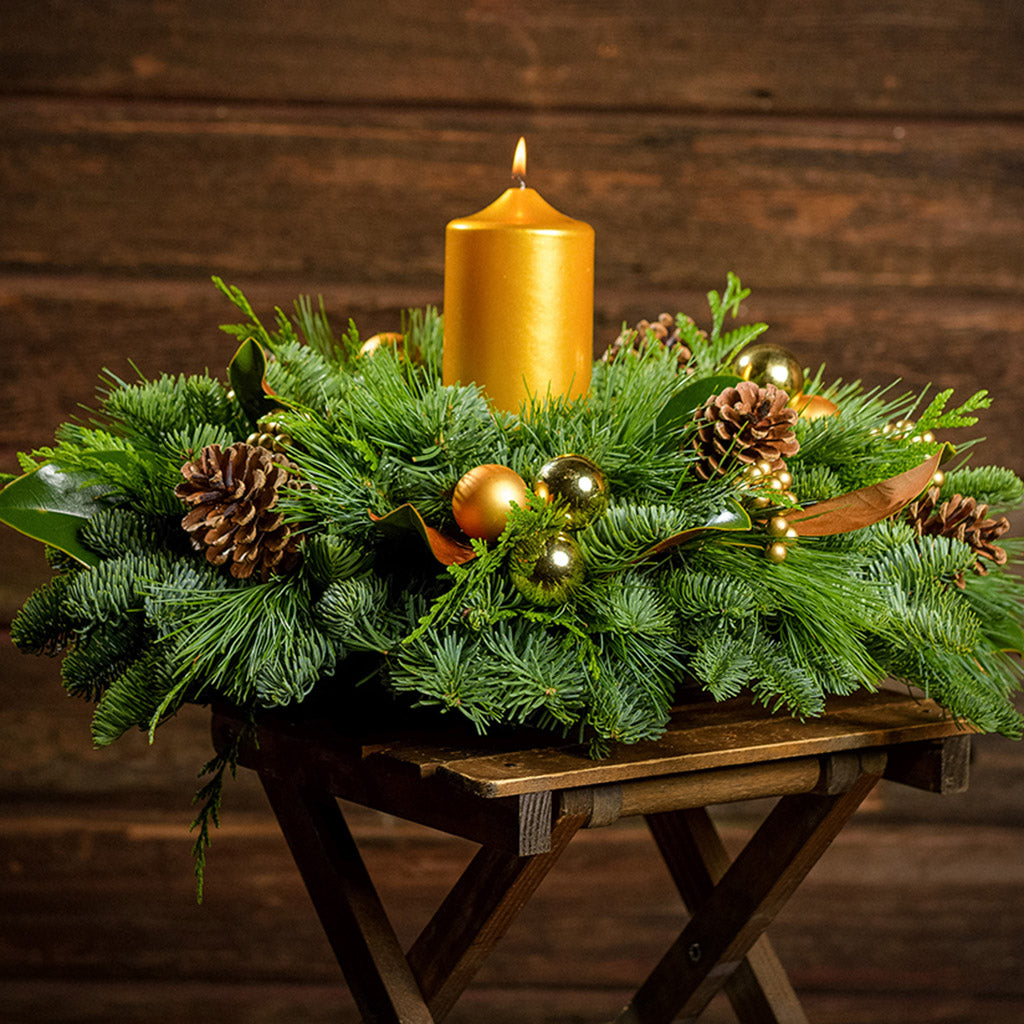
xmin=358 ymin=332 xmax=416 ymax=361
xmin=733 ymin=342 xmax=805 ymax=398
xmin=533 ymin=454 xmax=608 ymax=529
xmin=452 ymin=464 xmax=529 ymax=542
xmin=510 ymin=531 xmax=585 ymax=605
xmin=793 ymin=393 xmax=839 ymax=420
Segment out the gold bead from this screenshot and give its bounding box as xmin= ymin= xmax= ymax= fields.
xmin=751 ymin=494 xmax=772 ymax=509
xmin=452 ymin=464 xmax=529 ymax=542
xmin=765 ymin=541 xmax=788 ymax=563
xmin=756 ymin=459 xmax=775 ymax=476
xmin=785 ymin=527 xmax=799 ymax=539
xmin=733 ymin=342 xmax=805 ymax=397
xmin=932 ymin=470 xmax=946 ymax=486
xmin=921 ymin=431 xmax=935 ymax=444
xmin=775 ymin=470 xmax=793 ymax=488
xmin=768 ymin=516 xmax=789 ymax=537
xmin=768 ymin=477 xmax=785 ymax=492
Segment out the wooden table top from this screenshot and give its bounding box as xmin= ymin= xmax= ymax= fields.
xmin=215 ymin=689 xmax=970 ymax=800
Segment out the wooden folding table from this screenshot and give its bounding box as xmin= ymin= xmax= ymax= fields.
xmin=212 ymin=689 xmax=971 ymax=1023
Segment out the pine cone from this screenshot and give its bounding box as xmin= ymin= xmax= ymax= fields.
xmin=692 ymin=381 xmax=799 ymax=481
xmin=604 ymin=313 xmax=695 ymax=371
xmin=904 ymin=486 xmax=1010 ymax=586
xmin=175 ymin=442 xmax=301 ymax=580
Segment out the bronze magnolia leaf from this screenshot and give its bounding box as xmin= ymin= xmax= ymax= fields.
xmin=788 ymin=451 xmax=943 ymax=537
xmin=369 ymin=503 xmax=476 ymax=565
xmin=634 ymin=500 xmax=753 ymax=560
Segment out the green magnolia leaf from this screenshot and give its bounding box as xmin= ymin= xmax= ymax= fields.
xmin=0 ymin=464 xmax=113 ymax=566
xmin=655 ymin=374 xmax=742 ymax=435
xmin=228 ymin=337 xmax=279 ymax=426
xmin=634 ymin=499 xmax=753 ymax=560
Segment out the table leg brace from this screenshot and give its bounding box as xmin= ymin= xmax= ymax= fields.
xmin=617 ymin=769 xmax=883 ymax=1024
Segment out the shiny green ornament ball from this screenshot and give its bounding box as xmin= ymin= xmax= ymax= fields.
xmin=510 ymin=531 xmax=585 ymax=606
xmin=534 ymin=454 xmax=608 ymax=529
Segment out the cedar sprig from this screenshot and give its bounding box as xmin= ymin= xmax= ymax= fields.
xmin=190 ymin=726 xmax=245 ymax=905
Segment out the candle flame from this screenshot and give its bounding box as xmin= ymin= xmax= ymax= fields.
xmin=512 ymin=137 xmax=527 ymax=186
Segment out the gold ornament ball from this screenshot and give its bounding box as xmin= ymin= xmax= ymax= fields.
xmin=358 ymin=332 xmax=414 ymax=360
xmin=793 ymin=394 xmax=839 ymax=421
xmin=510 ymin=531 xmax=585 ymax=605
xmin=767 ymin=515 xmax=789 ymax=538
xmin=452 ymin=464 xmax=529 ymax=542
xmin=733 ymin=342 xmax=805 ymax=398
xmin=765 ymin=541 xmax=789 ymax=564
xmin=534 ymin=454 xmax=608 ymax=529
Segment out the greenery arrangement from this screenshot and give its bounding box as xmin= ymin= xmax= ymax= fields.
xmin=3 ymin=274 xmax=1022 ymax=887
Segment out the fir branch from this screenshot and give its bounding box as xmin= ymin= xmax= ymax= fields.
xmin=303 ymin=533 xmax=372 ymax=588
xmin=10 ymin=574 xmax=78 ymax=657
xmin=60 ymin=624 xmax=143 ymax=703
xmin=389 ymin=631 xmax=507 ymax=731
xmin=687 ymin=620 xmax=758 ymax=701
xmin=264 ymin=340 xmax=351 ymax=408
xmin=315 ymin=575 xmax=398 ymax=653
xmin=90 ymin=645 xmax=180 ymax=746
xmin=941 ymin=466 xmax=1024 ymax=511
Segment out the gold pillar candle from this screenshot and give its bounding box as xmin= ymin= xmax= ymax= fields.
xmin=442 ymin=138 xmax=595 ymax=413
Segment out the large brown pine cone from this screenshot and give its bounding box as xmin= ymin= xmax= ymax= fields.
xmin=603 ymin=313 xmax=695 ymax=371
xmin=692 ymin=381 xmax=799 ymax=480
xmin=175 ymin=442 xmax=301 ymax=580
xmin=904 ymin=485 xmax=1010 ymax=586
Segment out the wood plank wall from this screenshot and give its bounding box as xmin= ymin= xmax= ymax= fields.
xmin=1 ymin=3 xmax=1023 ymax=1022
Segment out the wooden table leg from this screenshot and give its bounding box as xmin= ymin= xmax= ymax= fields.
xmin=260 ymin=773 xmax=435 ymax=1024
xmin=647 ymin=807 xmax=809 ymax=1024
xmin=617 ymin=769 xmax=883 ymax=1024
xmin=407 ymin=807 xmax=589 ymax=1021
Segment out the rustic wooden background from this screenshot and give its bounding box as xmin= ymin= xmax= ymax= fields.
xmin=2 ymin=2 xmax=1023 ymax=1021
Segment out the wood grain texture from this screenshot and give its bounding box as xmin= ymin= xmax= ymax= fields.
xmin=4 ymin=805 xmax=1022 ymax=1023
xmin=2 ymin=100 xmax=1022 ymax=294
xmin=1 ymin=1 xmax=1022 ymax=117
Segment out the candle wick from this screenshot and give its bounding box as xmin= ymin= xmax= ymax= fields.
xmin=511 ymin=173 xmax=526 ymax=189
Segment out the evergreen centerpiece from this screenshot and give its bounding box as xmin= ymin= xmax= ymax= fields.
xmin=2 ymin=274 xmax=1022 ymax=887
